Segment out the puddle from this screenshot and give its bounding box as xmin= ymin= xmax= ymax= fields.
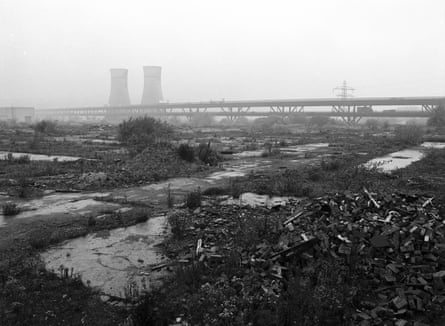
xmin=41 ymin=215 xmax=169 ymax=299
xmin=222 ymin=192 xmax=298 ymax=208
xmin=365 ymin=149 xmax=425 ymax=172
xmin=206 ymin=161 xmax=267 ymax=181
xmin=421 ymin=142 xmax=445 ymax=149
xmin=279 ymin=143 xmax=329 ymax=153
xmin=233 ymin=150 xmax=264 ymax=158
xmin=0 ymin=151 xmax=83 ymax=162
xmin=0 ymin=192 xmax=113 ymax=227
xmin=79 ymin=138 xmax=120 ymax=144
xmin=365 ymin=142 xmax=445 ymax=172
xmin=207 ymin=171 xmax=247 ymax=180
xmin=233 ymin=143 xmax=329 ymax=158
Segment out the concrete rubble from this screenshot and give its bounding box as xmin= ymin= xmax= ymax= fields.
xmin=163 ymin=189 xmax=445 ymax=325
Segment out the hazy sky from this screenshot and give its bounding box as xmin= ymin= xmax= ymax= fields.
xmin=1 ymin=0 xmax=444 ymax=108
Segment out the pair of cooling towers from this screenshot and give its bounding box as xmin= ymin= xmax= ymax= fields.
xmin=108 ymin=66 xmax=163 ymax=106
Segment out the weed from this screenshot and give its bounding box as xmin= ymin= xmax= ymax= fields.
xmin=186 ymin=189 xmax=202 ymax=209
xmin=197 ymin=142 xmax=220 ymax=166
xmin=229 ymin=179 xmax=244 ymax=198
xmin=30 ymin=236 xmax=50 ymax=249
xmin=4 ymin=153 xmax=31 ymax=164
xmin=177 ymin=144 xmax=195 ymax=162
xmin=168 ymin=210 xmax=190 ymax=238
xmin=307 ymin=167 xmax=323 ymax=181
xmin=17 ymin=177 xmax=32 ymax=198
xmin=2 ymin=202 xmax=21 ymax=216
xmin=320 ymin=158 xmax=345 ymax=171
xmin=87 ymin=215 xmax=96 ymax=227
xmin=394 ymin=124 xmax=424 ymax=145
xmin=167 ymin=183 xmax=174 ymax=208
xmin=202 ymin=186 xmax=226 ymax=196
xmin=135 ymin=212 xmax=149 ymax=223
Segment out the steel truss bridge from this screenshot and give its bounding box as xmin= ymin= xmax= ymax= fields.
xmin=37 ymin=96 xmax=445 ymax=124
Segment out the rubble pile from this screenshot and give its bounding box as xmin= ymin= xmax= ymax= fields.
xmin=166 ymin=190 xmax=445 ymax=325
xmin=283 ymin=190 xmax=445 ymax=325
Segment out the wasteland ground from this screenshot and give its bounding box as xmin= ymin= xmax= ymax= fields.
xmin=0 ymin=119 xmax=444 ymax=325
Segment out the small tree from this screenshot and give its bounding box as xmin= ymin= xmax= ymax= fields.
xmin=177 ymin=144 xmax=195 ymax=162
xmin=34 ymin=120 xmax=58 ymax=135
xmin=427 ymin=105 xmax=445 ymax=132
xmin=394 ymin=123 xmax=424 ymax=145
xmin=118 ymin=117 xmax=173 ymax=153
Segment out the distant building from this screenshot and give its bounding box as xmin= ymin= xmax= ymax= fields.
xmin=0 ymin=107 xmax=35 ymax=123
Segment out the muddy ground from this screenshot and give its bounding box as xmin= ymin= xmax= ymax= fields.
xmin=0 ymin=121 xmax=443 ymax=325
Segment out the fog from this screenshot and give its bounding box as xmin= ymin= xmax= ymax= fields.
xmin=1 ymin=0 xmax=444 ymax=108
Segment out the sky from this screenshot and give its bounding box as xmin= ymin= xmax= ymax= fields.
xmin=0 ymin=0 xmax=444 ymax=108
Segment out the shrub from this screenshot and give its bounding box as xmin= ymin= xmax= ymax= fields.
xmin=118 ymin=117 xmax=174 ymax=153
xmin=197 ymin=142 xmax=220 ymax=166
xmin=229 ymin=179 xmax=244 ymax=198
xmin=320 ymin=158 xmax=345 ymax=171
xmin=168 ymin=211 xmax=190 ymax=238
xmin=202 ymin=187 xmax=226 ymax=196
xmin=185 ymin=189 xmax=202 ymax=209
xmin=29 ymin=236 xmax=50 ymax=249
xmin=427 ymin=105 xmax=445 ymax=131
xmin=15 ymin=155 xmax=30 ymax=164
xmin=2 ymin=202 xmax=21 ymax=216
xmin=307 ymin=167 xmax=323 ymax=181
xmin=34 ymin=120 xmax=58 ymax=134
xmin=4 ymin=153 xmax=30 ymax=164
xmin=167 ymin=184 xmax=174 ymax=208
xmin=87 ymin=215 xmax=96 ymax=227
xmin=394 ymin=124 xmax=424 ymax=145
xmin=17 ymin=177 xmax=32 ymax=198
xmin=177 ymin=144 xmax=195 ymax=162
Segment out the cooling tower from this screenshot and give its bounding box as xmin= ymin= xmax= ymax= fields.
xmin=141 ymin=66 xmax=163 ymax=104
xmin=108 ymin=69 xmax=131 ymax=106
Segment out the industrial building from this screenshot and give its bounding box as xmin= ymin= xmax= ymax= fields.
xmin=0 ymin=107 xmax=35 ymax=123
xmin=108 ymin=68 xmax=131 ymax=106
xmin=141 ymin=66 xmax=163 ymax=104
xmin=108 ymin=66 xmax=164 ymax=107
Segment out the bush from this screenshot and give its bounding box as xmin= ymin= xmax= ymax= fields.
xmin=178 ymin=144 xmax=195 ymax=162
xmin=34 ymin=120 xmax=58 ymax=134
xmin=394 ymin=124 xmax=424 ymax=145
xmin=320 ymin=158 xmax=345 ymax=171
xmin=118 ymin=117 xmax=174 ymax=153
xmin=202 ymin=187 xmax=226 ymax=196
xmin=168 ymin=211 xmax=190 ymax=238
xmin=16 ymin=177 xmax=32 ymax=198
xmin=4 ymin=153 xmax=31 ymax=164
xmin=167 ymin=184 xmax=174 ymax=208
xmin=186 ymin=189 xmax=202 ymax=209
xmin=427 ymin=105 xmax=445 ymax=131
xmin=229 ymin=179 xmax=244 ymax=199
xmin=2 ymin=202 xmax=21 ymax=216
xmin=197 ymin=142 xmax=220 ymax=166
